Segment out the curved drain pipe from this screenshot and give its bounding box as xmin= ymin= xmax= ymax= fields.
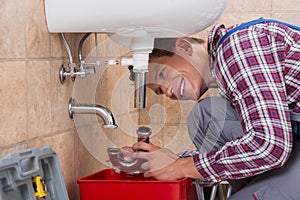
xmin=107 ymin=147 xmax=147 ymax=174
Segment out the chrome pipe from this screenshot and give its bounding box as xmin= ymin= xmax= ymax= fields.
xmin=60 ymin=33 xmax=73 ymax=63
xmin=78 ymin=33 xmax=92 ymax=63
xmin=107 ymin=147 xmax=146 ymax=174
xmin=134 ymin=72 xmax=146 ymax=108
xmin=68 ymin=98 xmax=117 ymax=129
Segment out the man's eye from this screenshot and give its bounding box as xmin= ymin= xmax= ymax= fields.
xmin=159 ymin=67 xmax=166 ymax=79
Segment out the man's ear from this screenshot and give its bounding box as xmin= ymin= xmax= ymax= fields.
xmin=175 ymin=38 xmax=193 ymax=56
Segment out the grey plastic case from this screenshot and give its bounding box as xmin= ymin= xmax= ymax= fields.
xmin=0 ymin=145 xmax=69 ymax=200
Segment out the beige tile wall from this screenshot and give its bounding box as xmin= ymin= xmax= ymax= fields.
xmin=0 ymin=0 xmax=299 ymax=199
xmin=0 ymin=0 xmax=80 ymax=199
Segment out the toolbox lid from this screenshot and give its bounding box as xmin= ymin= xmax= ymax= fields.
xmin=0 ymin=145 xmax=69 ymax=200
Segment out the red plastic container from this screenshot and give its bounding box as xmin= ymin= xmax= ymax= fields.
xmin=77 ymin=169 xmax=198 ymax=200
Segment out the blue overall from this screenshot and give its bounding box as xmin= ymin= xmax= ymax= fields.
xmin=218 ymin=18 xmax=300 ymax=46
xmin=187 ymin=19 xmax=300 ymax=199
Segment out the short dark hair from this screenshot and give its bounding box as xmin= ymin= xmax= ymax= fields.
xmin=128 ymin=37 xmax=205 ymax=81
xmin=149 ymin=37 xmax=205 ymax=58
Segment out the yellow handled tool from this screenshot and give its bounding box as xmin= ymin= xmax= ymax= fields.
xmin=32 ymin=175 xmax=47 ymax=198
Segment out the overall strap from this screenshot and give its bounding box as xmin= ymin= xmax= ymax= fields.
xmin=217 ymin=18 xmax=300 ymax=47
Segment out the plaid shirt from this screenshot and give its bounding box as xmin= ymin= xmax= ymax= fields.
xmin=193 ymin=20 xmax=300 ymax=186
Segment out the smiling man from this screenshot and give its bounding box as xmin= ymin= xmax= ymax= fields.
xmin=146 ymin=37 xmax=215 ymax=101
xmin=125 ymin=19 xmax=300 ymax=199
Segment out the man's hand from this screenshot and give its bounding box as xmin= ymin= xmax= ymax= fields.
xmin=132 ymin=142 xmax=203 ymax=180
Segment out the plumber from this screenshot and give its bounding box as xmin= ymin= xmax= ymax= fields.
xmin=120 ymin=18 xmax=300 ymax=199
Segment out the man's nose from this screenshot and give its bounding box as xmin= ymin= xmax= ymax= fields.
xmin=161 ymin=85 xmax=173 ymax=98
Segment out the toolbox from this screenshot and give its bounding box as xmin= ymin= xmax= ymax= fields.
xmin=0 ymin=145 xmax=69 ymax=200
xmin=77 ymin=169 xmax=198 ymax=200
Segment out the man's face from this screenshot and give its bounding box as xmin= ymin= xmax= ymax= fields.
xmin=146 ymin=54 xmax=204 ymax=101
